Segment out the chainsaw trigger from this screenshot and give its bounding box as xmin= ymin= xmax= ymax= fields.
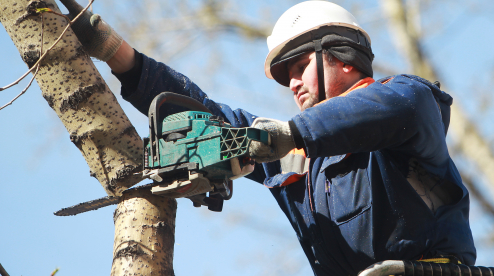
xmin=230 ymin=157 xmax=255 ymax=180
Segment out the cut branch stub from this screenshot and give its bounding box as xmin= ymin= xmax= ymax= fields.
xmin=0 ymin=0 xmax=143 ymax=196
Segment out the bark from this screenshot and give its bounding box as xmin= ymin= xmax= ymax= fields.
xmin=112 ymin=189 xmax=176 ymax=276
xmin=0 ymin=0 xmax=142 ymax=197
xmin=1 ymin=1 xmax=177 ymax=275
xmin=380 ymin=0 xmax=494 ymax=193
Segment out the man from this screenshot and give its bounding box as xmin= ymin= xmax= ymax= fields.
xmin=62 ymin=0 xmax=476 ymax=275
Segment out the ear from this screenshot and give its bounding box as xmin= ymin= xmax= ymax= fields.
xmin=342 ymin=64 xmax=355 ymax=73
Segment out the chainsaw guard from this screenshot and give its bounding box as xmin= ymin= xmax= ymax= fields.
xmin=151 ymin=171 xmax=213 ymax=198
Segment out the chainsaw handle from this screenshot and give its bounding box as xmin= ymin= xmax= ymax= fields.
xmin=148 ymin=92 xmax=212 ymax=167
xmin=149 ymin=92 xmax=212 ymax=140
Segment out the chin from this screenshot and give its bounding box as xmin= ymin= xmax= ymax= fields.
xmin=301 ymin=104 xmax=312 ymax=111
xmin=304 ymin=100 xmax=317 ymax=110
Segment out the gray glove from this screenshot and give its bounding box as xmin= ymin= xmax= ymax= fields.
xmin=249 ymin=118 xmax=296 ymax=163
xmin=61 ymin=0 xmax=123 ymax=61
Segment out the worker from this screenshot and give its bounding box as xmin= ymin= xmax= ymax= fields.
xmin=62 ymin=0 xmax=476 ymax=275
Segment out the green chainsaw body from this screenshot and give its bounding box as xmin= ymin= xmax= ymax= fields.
xmin=144 ymin=110 xmax=268 ymax=180
xmin=142 ymin=92 xmax=270 ymax=211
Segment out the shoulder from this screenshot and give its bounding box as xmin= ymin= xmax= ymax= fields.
xmin=376 ymin=74 xmax=453 ymax=105
xmin=377 ymin=74 xmax=437 ymax=86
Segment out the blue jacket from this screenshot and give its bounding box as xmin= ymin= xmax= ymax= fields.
xmin=117 ymin=53 xmax=476 ymax=276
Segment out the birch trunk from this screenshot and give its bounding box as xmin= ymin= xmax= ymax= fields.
xmin=0 ymin=0 xmax=141 ymax=197
xmin=112 ymin=190 xmax=176 ymax=276
xmin=1 ymin=0 xmax=177 ymax=275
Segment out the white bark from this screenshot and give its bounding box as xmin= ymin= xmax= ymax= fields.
xmin=0 ymin=0 xmax=143 ymax=196
xmin=112 ymin=189 xmax=176 ymax=276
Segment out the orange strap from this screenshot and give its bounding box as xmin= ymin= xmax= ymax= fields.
xmin=314 ymin=77 xmax=375 ymax=106
xmin=338 ymin=77 xmax=376 ymax=97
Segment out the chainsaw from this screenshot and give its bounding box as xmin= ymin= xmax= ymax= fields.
xmin=55 ymin=92 xmax=270 ymax=216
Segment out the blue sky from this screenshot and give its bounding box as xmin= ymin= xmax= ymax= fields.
xmin=1 ymin=0 xmax=494 ymax=275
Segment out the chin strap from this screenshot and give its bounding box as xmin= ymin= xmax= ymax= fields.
xmin=314 ymin=39 xmax=326 ymax=103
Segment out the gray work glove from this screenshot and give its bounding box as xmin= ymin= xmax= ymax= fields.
xmin=249 ymin=118 xmax=296 ymax=163
xmin=60 ymin=0 xmax=123 ymax=61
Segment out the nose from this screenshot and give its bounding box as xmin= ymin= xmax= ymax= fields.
xmin=289 ymin=77 xmax=303 ymax=94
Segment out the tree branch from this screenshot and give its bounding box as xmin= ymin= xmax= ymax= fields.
xmin=198 ymin=0 xmax=270 ymax=39
xmin=0 ymin=263 xmax=10 ymax=276
xmin=462 ymin=172 xmax=494 ymax=217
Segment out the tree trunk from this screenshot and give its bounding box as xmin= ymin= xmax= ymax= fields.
xmin=0 ymin=1 xmax=177 ymax=275
xmin=0 ymin=0 xmax=141 ymax=197
xmin=112 ymin=190 xmax=176 ymax=276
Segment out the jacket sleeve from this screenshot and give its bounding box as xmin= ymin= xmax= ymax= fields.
xmin=290 ymin=75 xmax=450 ymax=176
xmin=120 ymin=53 xmax=257 ymax=128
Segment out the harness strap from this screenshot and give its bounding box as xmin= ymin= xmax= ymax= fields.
xmin=313 ymin=39 xmax=326 ymax=103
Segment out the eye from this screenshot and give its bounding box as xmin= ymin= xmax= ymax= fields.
xmin=288 ymin=55 xmax=310 ymax=79
xmin=289 ymin=61 xmax=305 ymax=76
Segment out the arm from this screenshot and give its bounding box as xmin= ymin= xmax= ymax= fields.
xmin=291 ymin=75 xmax=450 ymax=175
xmin=109 ymin=44 xmax=272 ymax=184
xmin=59 ymin=0 xmax=271 ymax=183
xmin=61 ymin=0 xmax=257 ymax=129
xmin=59 ymin=0 xmax=243 ymax=124
xmin=113 ymin=49 xmax=258 ymax=129
xmin=109 ymin=45 xmax=272 ymax=184
xmin=107 ymin=40 xmax=136 ymax=74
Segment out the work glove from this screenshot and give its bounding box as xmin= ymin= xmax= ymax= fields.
xmin=60 ymin=0 xmax=123 ymax=61
xmin=249 ymin=118 xmax=296 ymax=163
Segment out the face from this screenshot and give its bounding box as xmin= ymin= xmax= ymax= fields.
xmin=287 ymin=52 xmax=348 ymax=111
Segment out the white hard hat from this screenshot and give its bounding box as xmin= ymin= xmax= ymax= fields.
xmin=265 ymin=1 xmax=373 ymax=86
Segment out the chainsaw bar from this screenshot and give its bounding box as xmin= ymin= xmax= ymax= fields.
xmin=54 ymin=182 xmax=157 ymax=216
